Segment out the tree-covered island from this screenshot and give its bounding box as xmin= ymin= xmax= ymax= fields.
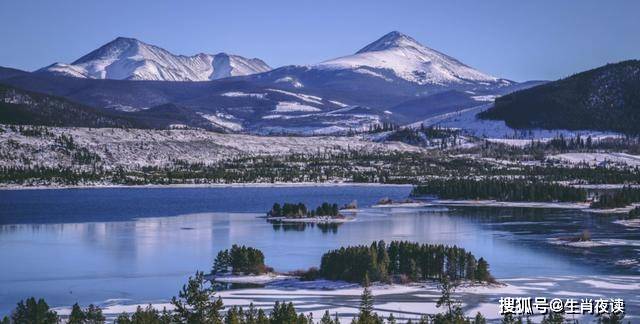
xmin=266 ymin=202 xmax=348 ymax=223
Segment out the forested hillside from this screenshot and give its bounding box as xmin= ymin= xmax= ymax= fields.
xmin=0 ymin=84 xmax=139 ymax=128
xmin=480 ymin=60 xmax=640 ymax=134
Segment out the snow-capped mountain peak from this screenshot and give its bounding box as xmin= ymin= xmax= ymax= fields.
xmin=356 ymin=31 xmax=423 ymax=54
xmin=316 ymin=31 xmax=504 ymax=86
xmin=38 ymin=37 xmax=271 ymax=81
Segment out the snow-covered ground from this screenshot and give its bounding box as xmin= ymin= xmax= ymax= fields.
xmin=267 ymin=89 xmax=324 ymax=105
xmin=430 ymin=200 xmax=591 ymax=210
xmin=212 ymin=274 xmax=292 ymax=284
xmin=51 ymin=275 xmax=640 ymax=323
xmin=197 ymin=112 xmax=244 ymax=131
xmin=0 ymin=125 xmax=422 ymax=170
xmin=268 ymin=216 xmax=354 ymax=224
xmin=221 ymin=92 xmax=267 ymax=99
xmin=547 ymin=152 xmax=640 ymax=167
xmin=273 ymin=101 xmax=322 ymax=113
xmin=614 ymin=219 xmax=640 ymax=228
xmin=583 ymin=203 xmax=640 ymax=214
xmin=549 ymin=238 xmax=640 ymax=248
xmin=371 ymin=202 xmax=433 ymax=208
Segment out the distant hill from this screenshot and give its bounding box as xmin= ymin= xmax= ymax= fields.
xmin=480 ymin=60 xmax=640 ymax=134
xmin=0 ymin=66 xmax=29 ymax=80
xmin=0 ymin=84 xmax=139 ymax=128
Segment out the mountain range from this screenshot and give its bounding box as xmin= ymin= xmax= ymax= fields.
xmin=1 ymin=31 xmax=542 ymax=134
xmin=38 ymin=37 xmax=271 ymax=81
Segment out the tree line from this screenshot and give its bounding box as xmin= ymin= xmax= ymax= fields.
xmin=5 ymin=272 xmax=623 ymax=324
xmin=4 ymin=145 xmax=640 ymax=187
xmin=267 ymin=202 xmax=340 ymax=218
xmin=590 ymin=187 xmax=640 ymax=209
xmin=319 ymin=241 xmax=492 ymax=284
xmin=411 ymin=179 xmax=587 ymax=202
xmin=629 ymin=206 xmax=640 ymax=218
xmin=385 ymin=125 xmax=461 ymax=148
xmin=2 ymin=267 xmax=627 ymax=324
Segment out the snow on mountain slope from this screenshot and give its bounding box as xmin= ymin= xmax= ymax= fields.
xmin=315 ymin=31 xmax=507 ymax=86
xmin=38 ymin=37 xmax=271 ymax=81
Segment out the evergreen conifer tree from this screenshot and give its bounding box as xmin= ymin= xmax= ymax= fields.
xmin=10 ymin=297 xmax=59 ymax=324
xmin=473 ymin=312 xmax=487 ymax=324
xmin=84 ymin=304 xmax=105 ymax=324
xmin=320 ymin=311 xmax=335 ymax=324
xmin=541 ymin=312 xmax=565 ymax=324
xmin=171 ymin=271 xmax=224 ymax=324
xmin=68 ymin=303 xmax=86 ymax=324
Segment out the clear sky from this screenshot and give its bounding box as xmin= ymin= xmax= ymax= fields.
xmin=1 ymin=0 xmax=638 ymax=82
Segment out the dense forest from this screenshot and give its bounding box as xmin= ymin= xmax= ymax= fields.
xmin=211 ymin=245 xmax=267 ymax=275
xmin=319 ymin=241 xmax=492 ymax=284
xmin=384 ymin=125 xmax=461 ymax=148
xmin=479 ymin=60 xmax=640 ymax=134
xmin=590 ymin=187 xmax=640 ymax=209
xmin=629 ymin=206 xmax=640 ymax=219
xmin=267 ymin=202 xmax=340 ymax=218
xmin=5 ymin=147 xmax=640 ymax=187
xmin=411 ymin=179 xmax=587 ymax=202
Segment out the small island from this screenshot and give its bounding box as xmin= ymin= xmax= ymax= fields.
xmin=318 ymin=240 xmax=493 ymax=284
xmin=210 ymin=240 xmax=494 ymax=287
xmin=265 ymin=202 xmax=352 ymax=224
xmin=211 ymin=244 xmax=270 ymax=275
xmin=372 ymin=197 xmax=427 ymax=207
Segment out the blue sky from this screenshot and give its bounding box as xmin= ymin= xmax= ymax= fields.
xmin=1 ymin=0 xmax=638 ymax=82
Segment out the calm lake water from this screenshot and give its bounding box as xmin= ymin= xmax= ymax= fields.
xmin=0 ymin=185 xmax=638 ymax=315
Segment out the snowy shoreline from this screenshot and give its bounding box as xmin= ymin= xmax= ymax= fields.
xmin=0 ymin=182 xmax=412 ymax=191
xmin=268 ymin=216 xmax=354 ymax=224
xmin=49 ymin=275 xmax=640 ymax=322
xmin=419 ymin=199 xmax=591 ymax=210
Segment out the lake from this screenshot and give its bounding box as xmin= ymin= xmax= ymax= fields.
xmin=0 ymin=185 xmax=638 ymax=316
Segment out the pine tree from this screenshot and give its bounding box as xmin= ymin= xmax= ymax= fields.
xmin=256 ymin=308 xmax=269 ymax=324
xmin=68 ymin=303 xmax=86 ymax=324
xmin=436 ymin=276 xmax=455 ymax=316
xmin=269 ymin=301 xmax=299 ymax=324
xmin=10 ymin=297 xmax=59 ymax=324
xmin=171 ymin=271 xmax=224 ymax=324
xmin=598 ymin=312 xmax=625 ymax=324
xmin=115 ymin=313 xmax=131 ymax=324
xmin=224 ymin=306 xmax=242 ymax=324
xmin=501 ymin=312 xmax=520 ymax=324
xmin=84 ymin=304 xmax=105 ymax=324
xmin=320 ymin=311 xmax=335 ymax=324
xmin=541 ymin=312 xmax=564 ymax=324
xmin=386 ymin=313 xmax=396 ymax=324
xmin=473 ymin=312 xmax=487 ymax=324
xmin=475 ymin=258 xmax=491 ymax=282
xmin=358 ymin=274 xmax=375 ymax=322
